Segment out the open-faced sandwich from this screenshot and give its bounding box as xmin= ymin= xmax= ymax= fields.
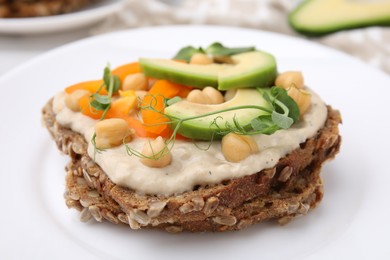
xmin=0 ymin=0 xmax=94 ymax=18
xmin=42 ymin=43 xmax=341 ymax=232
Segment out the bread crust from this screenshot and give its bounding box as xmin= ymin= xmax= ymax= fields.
xmin=42 ymin=98 xmax=341 ymax=232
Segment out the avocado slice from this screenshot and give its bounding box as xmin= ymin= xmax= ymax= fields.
xmin=139 ymin=51 xmax=277 ymax=90
xmin=164 ymin=88 xmax=271 ymax=140
xmin=289 ymin=0 xmax=390 ymax=36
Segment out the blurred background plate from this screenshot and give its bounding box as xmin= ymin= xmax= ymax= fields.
xmin=0 ymin=0 xmax=123 ymax=34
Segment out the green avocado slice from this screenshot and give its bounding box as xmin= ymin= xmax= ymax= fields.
xmin=289 ymin=0 xmax=390 ymax=36
xmin=139 ymin=51 xmax=277 ymax=90
xmin=164 ymin=88 xmax=271 ymax=140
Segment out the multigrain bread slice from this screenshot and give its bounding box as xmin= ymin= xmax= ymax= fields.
xmin=0 ymin=0 xmax=94 ymax=18
xmin=65 ymin=163 xmax=324 ymax=232
xmin=42 ymin=98 xmax=341 ymax=232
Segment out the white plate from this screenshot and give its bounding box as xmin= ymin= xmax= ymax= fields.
xmin=0 ymin=0 xmax=123 ymax=34
xmin=1 ymin=26 xmax=390 ymax=260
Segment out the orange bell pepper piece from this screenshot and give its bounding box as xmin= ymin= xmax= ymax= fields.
xmin=65 ymin=80 xmax=106 ymax=95
xmin=141 ymin=80 xmax=192 ymax=136
xmin=78 ymin=94 xmax=104 ymax=120
xmin=112 ymin=62 xmax=141 ymax=83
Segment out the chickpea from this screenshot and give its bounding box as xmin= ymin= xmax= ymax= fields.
xmin=95 ymin=118 xmax=133 ymax=149
xmin=122 ymin=73 xmax=148 ymax=91
xmin=64 ymin=89 xmax=90 ymax=112
xmin=222 ymin=133 xmax=259 ymax=162
xmin=275 ymin=71 xmax=304 ymax=89
xmin=186 ymin=89 xmax=212 ymax=104
xmin=190 ymin=53 xmax=213 ymax=65
xmin=140 ymin=136 xmax=172 ymax=168
xmin=286 ymin=86 xmax=312 ymax=115
xmin=202 ymin=87 xmax=224 ymax=104
xmin=187 ymin=87 xmax=224 ymax=104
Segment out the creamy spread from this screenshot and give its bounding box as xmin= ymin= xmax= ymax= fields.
xmin=53 ymin=90 xmax=327 ymax=195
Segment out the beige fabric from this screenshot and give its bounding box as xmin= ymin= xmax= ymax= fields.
xmin=92 ymin=0 xmax=390 ymax=74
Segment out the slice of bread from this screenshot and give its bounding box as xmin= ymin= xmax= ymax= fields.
xmin=0 ymin=0 xmax=94 ymax=18
xmin=42 ymin=98 xmax=341 ymax=232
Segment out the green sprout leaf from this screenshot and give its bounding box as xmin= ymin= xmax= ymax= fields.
xmin=173 ymin=46 xmax=205 ymax=62
xmin=112 ymin=75 xmax=121 ymax=93
xmin=92 ymin=93 xmax=111 ymax=104
xmin=173 ymin=42 xmax=255 ymax=62
xmin=270 ymin=87 xmax=300 ymax=122
xmin=90 ymin=99 xmax=110 ymax=111
xmin=206 ymin=42 xmax=255 ymax=56
xmin=271 ymin=111 xmax=294 ymax=129
xmin=251 ymin=116 xmax=280 ymax=135
xmin=103 ymin=66 xmax=111 ymax=89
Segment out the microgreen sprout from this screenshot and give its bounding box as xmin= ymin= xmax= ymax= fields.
xmin=89 ymin=64 xmax=121 ymax=156
xmin=173 ymin=42 xmax=255 ymax=62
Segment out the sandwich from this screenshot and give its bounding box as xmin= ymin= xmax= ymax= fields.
xmin=42 ymin=43 xmax=341 ymax=232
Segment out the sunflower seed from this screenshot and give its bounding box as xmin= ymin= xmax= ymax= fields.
xmin=79 ymin=198 xmax=91 ymax=208
xmin=179 ymin=203 xmax=194 ymax=214
xmin=76 ymin=177 xmax=87 ymax=186
xmin=89 ymin=205 xmax=102 ymax=222
xmin=287 ymin=202 xmax=300 ymax=214
xmin=87 ymin=190 xmax=100 ymax=198
xmin=72 ymin=142 xmax=86 ymax=154
xmin=191 ymin=196 xmax=205 ymax=211
xmin=237 ymin=219 xmax=251 ymax=230
xmin=118 ymin=213 xmax=129 ymax=224
xmin=147 ymin=201 xmax=167 ymax=218
xmin=65 ymin=199 xmax=82 ymax=211
xmin=165 ymin=226 xmax=183 ymax=233
xmin=213 ymin=215 xmax=237 ymax=226
xmin=277 ymin=216 xmax=293 ymax=225
xmin=298 ymin=203 xmax=310 ymax=215
xmin=203 ymin=197 xmax=219 ymax=215
xmin=130 ymin=209 xmax=151 ymax=226
xmin=304 ymin=193 xmax=317 ymax=205
xmin=93 ymin=178 xmax=101 ymax=191
xmin=104 ymin=211 xmax=119 ymax=224
xmin=127 ymin=214 xmax=141 ymax=230
xmin=80 ymin=207 xmax=92 ymax=222
xmin=69 ymin=191 xmax=80 ymax=201
xmin=278 ymin=166 xmax=293 ymax=182
xmin=82 ymin=169 xmax=94 ymax=188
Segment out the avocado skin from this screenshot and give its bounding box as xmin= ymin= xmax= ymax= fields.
xmin=168 ymin=117 xmax=254 ymax=141
xmin=218 ymin=64 xmax=276 ymax=90
xmin=169 ymin=121 xmax=225 ymax=140
xmin=289 ymin=0 xmax=390 ymax=37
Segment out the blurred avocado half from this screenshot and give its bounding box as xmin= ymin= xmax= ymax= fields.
xmin=289 ymin=0 xmax=390 ymax=36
